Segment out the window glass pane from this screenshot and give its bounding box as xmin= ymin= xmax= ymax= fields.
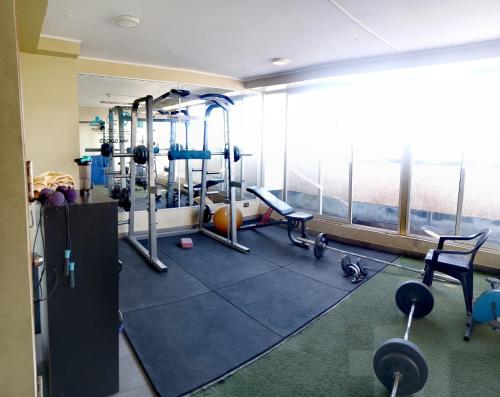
xmin=286 ymin=91 xmax=322 ymax=213
xmin=461 ymin=155 xmax=500 ymax=247
xmin=240 ymin=94 xmax=262 ymax=191
xmin=262 ymin=93 xmax=286 ymax=198
xmin=407 ymin=62 xmax=497 ymax=237
xmin=230 ymin=96 xmax=262 ymax=198
xmin=352 ymin=145 xmax=401 ymax=230
xmin=322 ymin=141 xmax=350 ymax=220
xmin=409 ymin=148 xmax=461 ymax=236
xmin=333 ymin=75 xmax=404 ymax=230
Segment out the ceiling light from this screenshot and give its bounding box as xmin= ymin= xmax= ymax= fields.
xmin=271 ymin=58 xmax=290 ymax=66
xmin=115 ymin=15 xmax=140 ymax=28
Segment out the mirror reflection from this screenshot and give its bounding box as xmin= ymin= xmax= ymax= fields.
xmin=78 ymin=75 xmax=260 ymax=210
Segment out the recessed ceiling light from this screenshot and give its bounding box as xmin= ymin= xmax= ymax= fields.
xmin=115 ymin=15 xmax=140 ymax=28
xmin=271 ymin=58 xmax=290 ymax=66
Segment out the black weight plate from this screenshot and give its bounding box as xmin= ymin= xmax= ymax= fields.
xmin=233 ymin=146 xmax=241 ymax=162
xmin=373 ymin=338 xmax=428 ymax=396
xmin=395 ymin=281 xmax=434 ymax=318
xmin=357 ymin=259 xmax=369 ymax=276
xmin=110 ymin=186 xmax=121 ymax=200
xmin=119 ymin=188 xmax=131 ymax=212
xmin=134 ymin=145 xmax=148 ymax=165
xmin=340 ymin=255 xmax=353 ymax=273
xmin=314 ymin=233 xmax=328 ymax=259
xmin=101 ymin=143 xmax=113 ymax=157
xmin=203 ymin=204 xmax=212 ymax=223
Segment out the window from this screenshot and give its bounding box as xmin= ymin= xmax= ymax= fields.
xmin=262 ymin=93 xmax=287 ymax=199
xmin=352 ymin=145 xmax=401 ymax=231
xmin=409 ymin=148 xmax=462 ymax=236
xmin=255 ymin=58 xmax=500 ymax=250
xmin=337 ymin=74 xmax=405 ymax=231
xmin=461 ymin=151 xmax=500 ymax=247
xmin=286 ymin=91 xmax=322 ymax=213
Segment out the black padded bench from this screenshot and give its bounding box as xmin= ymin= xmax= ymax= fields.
xmin=245 ymin=186 xmax=313 ymax=248
xmin=182 ymin=179 xmax=224 ymax=196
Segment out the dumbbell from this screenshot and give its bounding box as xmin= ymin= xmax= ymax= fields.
xmin=117 ymin=188 xmax=131 ymax=212
xmin=340 ymin=255 xmax=369 ymax=283
xmin=373 ymin=281 xmax=434 ymax=396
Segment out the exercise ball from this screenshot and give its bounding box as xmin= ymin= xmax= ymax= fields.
xmin=213 ymin=206 xmax=243 ymax=235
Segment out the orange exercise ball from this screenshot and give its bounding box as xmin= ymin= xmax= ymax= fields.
xmin=213 ymin=206 xmax=243 ymax=235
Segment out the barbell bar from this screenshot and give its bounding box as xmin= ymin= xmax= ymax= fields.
xmin=87 ymin=143 xmax=251 ymax=163
xmin=373 ymin=281 xmax=433 ymax=396
xmin=297 ymin=234 xmax=460 ymax=285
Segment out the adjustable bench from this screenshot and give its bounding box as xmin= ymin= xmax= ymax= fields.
xmin=182 ymin=179 xmax=224 ymax=196
xmin=245 ymin=186 xmax=314 ymax=248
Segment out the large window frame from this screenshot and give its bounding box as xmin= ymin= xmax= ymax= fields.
xmin=260 ymin=87 xmax=498 ymax=245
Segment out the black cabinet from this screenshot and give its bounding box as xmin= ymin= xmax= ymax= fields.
xmin=41 ymin=191 xmax=119 ymax=397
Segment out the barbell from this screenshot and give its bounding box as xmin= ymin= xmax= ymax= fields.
xmin=373 ymin=281 xmax=433 ymax=396
xmin=297 ymin=233 xmax=460 ymax=285
xmin=86 ymin=143 xmax=149 ymax=164
xmin=111 ymin=186 xmax=131 ymax=211
xmin=87 ymin=143 xmax=251 ymax=163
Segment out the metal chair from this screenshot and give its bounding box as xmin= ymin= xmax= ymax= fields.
xmin=422 ymin=229 xmax=491 ymax=315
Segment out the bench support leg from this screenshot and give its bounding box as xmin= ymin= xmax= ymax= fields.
xmin=287 ymin=219 xmax=310 ymax=249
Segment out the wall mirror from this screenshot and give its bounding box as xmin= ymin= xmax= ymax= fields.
xmin=78 ymin=75 xmax=260 ymax=211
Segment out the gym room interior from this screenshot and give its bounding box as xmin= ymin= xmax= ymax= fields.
xmin=3 ymin=1 xmax=500 ymax=396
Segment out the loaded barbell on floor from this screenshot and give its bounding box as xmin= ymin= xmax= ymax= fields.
xmin=298 ymin=233 xmax=460 ymax=285
xmin=373 ymin=281 xmax=433 ymax=396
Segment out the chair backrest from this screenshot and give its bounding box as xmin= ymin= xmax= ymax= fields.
xmin=468 ymin=229 xmax=492 ymax=268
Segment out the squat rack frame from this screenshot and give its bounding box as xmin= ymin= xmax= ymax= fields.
xmin=197 ymin=94 xmax=249 ymax=253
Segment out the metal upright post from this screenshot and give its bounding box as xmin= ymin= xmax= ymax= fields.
xmin=198 ymin=106 xmax=212 ymax=228
xmin=166 ymin=120 xmax=177 ymax=207
xmin=184 ymin=110 xmax=194 ymax=206
xmin=107 ymin=109 xmax=115 ymax=191
xmin=145 ymin=95 xmax=161 ymax=268
xmin=224 ymin=109 xmax=238 ymax=244
xmin=126 ymin=96 xmax=167 ymax=272
xmin=128 ymin=102 xmax=139 ymax=240
xmin=117 ymin=106 xmax=126 ymax=189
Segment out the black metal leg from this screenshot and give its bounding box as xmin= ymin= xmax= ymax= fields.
xmin=422 ymin=264 xmax=433 ymax=286
xmin=287 ymin=219 xmax=309 ymax=249
xmin=300 ymin=220 xmax=310 ymax=239
xmin=464 ymin=313 xmax=473 ymax=341
xmin=464 ymin=273 xmax=474 ymax=315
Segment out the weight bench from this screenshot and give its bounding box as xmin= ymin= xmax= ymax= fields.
xmin=182 ymin=179 xmax=224 ymax=198
xmin=245 ymin=186 xmax=313 ymax=248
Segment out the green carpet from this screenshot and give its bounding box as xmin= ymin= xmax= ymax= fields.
xmin=198 ymin=258 xmax=500 ymax=397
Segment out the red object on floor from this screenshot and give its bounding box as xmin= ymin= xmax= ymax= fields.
xmin=180 ymin=237 xmax=193 ymax=249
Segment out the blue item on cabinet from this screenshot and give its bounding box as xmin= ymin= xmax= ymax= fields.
xmin=91 ymin=155 xmax=106 ymax=185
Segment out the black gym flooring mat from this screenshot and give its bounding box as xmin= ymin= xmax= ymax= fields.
xmin=119 ymin=226 xmax=399 ymax=396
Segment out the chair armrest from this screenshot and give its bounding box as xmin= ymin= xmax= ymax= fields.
xmin=431 ymin=248 xmax=473 ymax=262
xmin=437 ymin=232 xmax=485 ymax=249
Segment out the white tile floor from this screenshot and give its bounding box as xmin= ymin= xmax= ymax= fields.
xmin=113 ymin=333 xmax=157 ymax=397
xmin=35 ymin=332 xmax=157 ymax=396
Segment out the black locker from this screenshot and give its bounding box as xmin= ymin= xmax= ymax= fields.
xmin=41 ymin=191 xmax=119 ymax=397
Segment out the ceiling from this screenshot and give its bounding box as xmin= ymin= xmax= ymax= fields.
xmin=79 ymin=75 xmax=230 ymax=108
xmin=44 ymin=0 xmax=500 ymax=81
